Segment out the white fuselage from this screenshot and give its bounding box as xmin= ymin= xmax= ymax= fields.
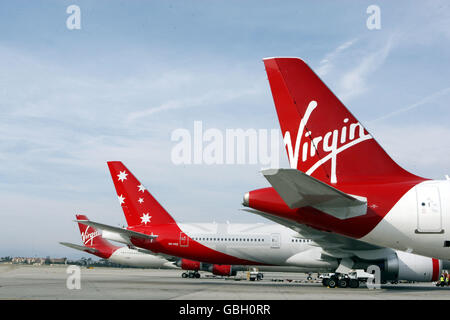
xmin=108 ymin=247 xmax=177 ymax=269
xmin=177 ymin=222 xmax=337 ymax=271
xmin=362 ymin=179 xmax=450 ymax=260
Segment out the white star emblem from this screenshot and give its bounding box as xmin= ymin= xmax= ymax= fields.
xmin=118 ymin=194 xmax=125 ymax=205
xmin=138 ymin=184 xmax=146 ymax=192
xmin=140 ymin=213 xmax=151 ymax=225
xmin=138 ymin=198 xmax=144 ymax=204
xmin=117 ymin=171 xmax=128 ymax=182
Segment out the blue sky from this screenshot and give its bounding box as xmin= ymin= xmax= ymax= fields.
xmin=1 ymin=1 xmax=450 ymax=258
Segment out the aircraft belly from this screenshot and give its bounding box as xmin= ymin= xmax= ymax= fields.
xmin=109 ymin=250 xmax=165 ymax=268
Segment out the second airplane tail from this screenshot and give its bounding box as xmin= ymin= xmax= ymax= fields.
xmin=107 ymin=161 xmax=177 ymax=227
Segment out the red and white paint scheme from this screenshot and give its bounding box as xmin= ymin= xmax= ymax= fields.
xmin=80 ymin=164 xmax=337 ymax=272
xmin=60 ymin=214 xmax=177 ymax=269
xmin=243 ymin=57 xmax=450 ymax=271
xmin=63 ymin=216 xmax=327 ymax=278
xmin=77 ymin=162 xmax=449 ymax=282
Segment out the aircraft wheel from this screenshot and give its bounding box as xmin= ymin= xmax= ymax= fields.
xmin=349 ymin=279 xmax=359 ymax=288
xmin=195 ymin=272 xmax=201 ymax=279
xmin=322 ymin=278 xmax=329 ymax=287
xmin=338 ymin=279 xmax=349 ymax=288
xmin=188 ymin=272 xmax=195 ymax=278
xmin=328 ymin=278 xmax=337 ymax=288
xmin=182 ymin=272 xmax=188 ymax=278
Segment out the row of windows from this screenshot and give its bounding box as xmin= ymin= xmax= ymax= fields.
xmin=122 ymin=250 xmax=142 ymax=255
xmin=291 ymin=239 xmax=312 ymax=243
xmin=189 ymin=236 xmax=312 ymax=243
xmin=192 ymin=237 xmax=265 ymax=242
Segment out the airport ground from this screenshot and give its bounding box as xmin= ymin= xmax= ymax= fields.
xmin=1 ymin=264 xmax=450 ymax=300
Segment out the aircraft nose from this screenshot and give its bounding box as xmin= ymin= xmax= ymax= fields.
xmin=242 ymin=192 xmax=250 ymax=207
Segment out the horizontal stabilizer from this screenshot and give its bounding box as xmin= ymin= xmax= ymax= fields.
xmin=262 ymin=168 xmax=367 ymax=220
xmin=75 ymin=220 xmax=158 ymax=241
xmin=59 ymin=242 xmax=98 ymax=254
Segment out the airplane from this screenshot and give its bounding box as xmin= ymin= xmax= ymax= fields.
xmin=60 ymin=214 xmax=177 ymax=269
xmin=76 ymin=161 xmax=449 ymax=287
xmin=63 ymin=215 xmax=330 ymax=279
xmin=242 ymin=57 xmax=450 ymax=278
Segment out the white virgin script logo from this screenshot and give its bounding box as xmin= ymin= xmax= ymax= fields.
xmin=283 ymin=100 xmax=373 ymax=183
xmin=81 ymin=226 xmax=101 ymax=246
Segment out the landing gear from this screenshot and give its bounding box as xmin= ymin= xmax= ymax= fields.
xmin=320 ymin=272 xmax=364 ymax=289
xmin=338 ymin=278 xmax=349 ymax=288
xmin=349 ymin=279 xmax=359 ymax=288
xmin=327 ymin=276 xmax=338 ymax=288
xmin=182 ymin=271 xmax=201 ymax=279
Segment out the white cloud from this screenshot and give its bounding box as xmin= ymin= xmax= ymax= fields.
xmin=336 ymin=35 xmax=395 ymax=102
xmin=316 ymin=38 xmax=358 ymax=77
xmin=369 ymin=87 xmax=450 ymax=123
xmin=369 ymin=124 xmax=450 ymax=179
xmin=126 ymin=86 xmax=260 ymax=124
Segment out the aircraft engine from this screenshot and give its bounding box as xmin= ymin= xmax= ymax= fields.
xmin=210 ymin=265 xmax=237 ymax=276
xmin=384 ymin=251 xmax=441 ymax=282
xmin=178 ymin=259 xmax=201 ymax=271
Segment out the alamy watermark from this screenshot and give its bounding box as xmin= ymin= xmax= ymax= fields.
xmin=366 ymin=5 xmax=381 ymax=30
xmin=66 ymin=265 xmax=81 ymax=290
xmin=66 ymin=5 xmax=81 ymax=30
xmin=171 ymin=121 xmax=281 ymax=168
xmin=366 ymin=265 xmax=381 ymax=290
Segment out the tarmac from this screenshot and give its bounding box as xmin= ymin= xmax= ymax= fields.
xmin=1 ymin=264 xmax=450 ymax=300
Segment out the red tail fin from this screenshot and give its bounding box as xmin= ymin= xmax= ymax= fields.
xmin=107 ymin=161 xmax=176 ymax=226
xmin=75 ymin=214 xmax=119 ymax=258
xmin=263 ymin=57 xmax=422 ymax=185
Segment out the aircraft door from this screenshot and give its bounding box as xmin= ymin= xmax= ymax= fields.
xmin=416 ymin=184 xmax=443 ymax=233
xmin=180 ymin=232 xmax=189 ymax=247
xmin=270 ymin=233 xmax=281 ymax=249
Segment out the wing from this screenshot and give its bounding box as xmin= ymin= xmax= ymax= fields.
xmin=262 ymin=168 xmax=367 ymax=220
xmin=242 ymin=208 xmax=395 ymax=262
xmin=59 ymin=242 xmax=99 ymax=254
xmin=126 ymin=245 xmax=179 ymax=262
xmin=75 ymin=220 xmax=158 ymax=241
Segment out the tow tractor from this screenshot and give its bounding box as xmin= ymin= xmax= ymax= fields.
xmin=247 ymin=268 xmax=264 ymax=281
xmin=320 ymin=270 xmax=374 ymax=288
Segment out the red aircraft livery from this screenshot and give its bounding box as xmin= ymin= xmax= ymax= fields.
xmin=244 ymin=57 xmax=450 ymax=261
xmin=77 ymin=161 xmax=446 ymax=283
xmin=105 ymin=161 xmax=265 ymax=265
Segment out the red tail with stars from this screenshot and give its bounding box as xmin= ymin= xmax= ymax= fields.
xmin=107 ymin=161 xmax=177 ymax=227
